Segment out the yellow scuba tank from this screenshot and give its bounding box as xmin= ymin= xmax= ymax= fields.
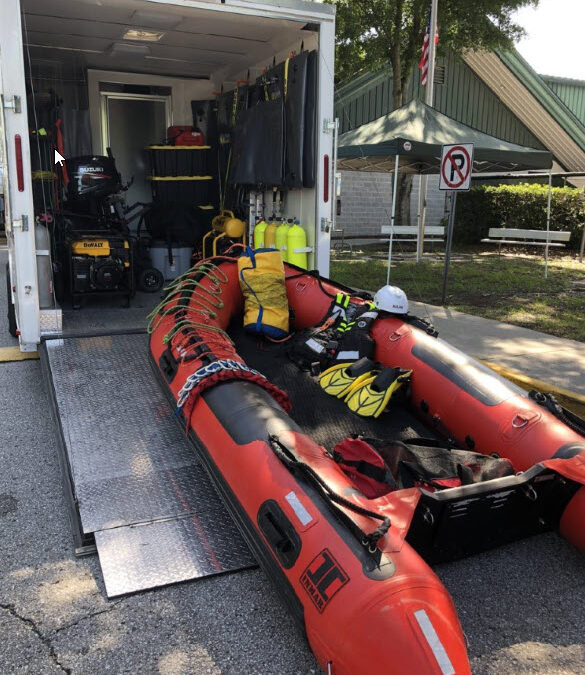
xmin=253 ymin=219 xmax=268 ymax=249
xmin=287 ymin=218 xmax=307 ymax=268
xmin=264 ymin=219 xmax=278 ymax=249
xmin=275 ymin=219 xmax=290 ymax=262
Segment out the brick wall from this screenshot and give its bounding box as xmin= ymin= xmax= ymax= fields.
xmin=336 ymin=171 xmax=449 ymax=235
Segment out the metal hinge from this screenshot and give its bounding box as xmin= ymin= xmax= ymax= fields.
xmin=320 ymin=217 xmax=332 ymax=233
xmin=13 ymin=215 xmax=29 ymax=232
xmin=3 ymin=95 xmax=21 ymax=113
xmin=322 ymin=119 xmax=336 ymax=134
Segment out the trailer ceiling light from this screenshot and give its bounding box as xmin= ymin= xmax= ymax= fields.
xmin=109 ymin=42 xmax=151 ymax=57
xmin=123 ymin=28 xmax=165 ymax=42
xmin=130 ymin=11 xmax=183 ymax=30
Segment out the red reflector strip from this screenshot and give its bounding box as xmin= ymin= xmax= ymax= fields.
xmin=15 ymin=135 xmax=24 ymax=191
xmin=324 ymin=154 xmax=329 ymax=203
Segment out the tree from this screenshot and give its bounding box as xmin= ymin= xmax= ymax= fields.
xmin=331 ymin=0 xmax=538 ymax=227
xmin=333 ymin=0 xmax=538 ymax=107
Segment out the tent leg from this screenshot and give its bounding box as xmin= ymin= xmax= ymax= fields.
xmin=545 ymin=170 xmax=552 ymax=279
xmin=441 ymin=191 xmax=457 ymax=305
xmin=386 ymin=154 xmax=400 ymax=284
xmin=416 ymin=174 xmax=425 ymax=262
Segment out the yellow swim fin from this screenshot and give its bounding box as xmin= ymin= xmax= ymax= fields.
xmin=345 ymin=367 xmax=412 ymax=418
xmin=318 ymin=357 xmax=376 ymax=399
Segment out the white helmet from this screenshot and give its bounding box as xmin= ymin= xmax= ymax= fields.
xmin=373 ymin=285 xmax=409 ymax=314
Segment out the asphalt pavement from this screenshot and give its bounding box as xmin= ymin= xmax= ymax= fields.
xmin=1 ymin=248 xmax=585 ymax=674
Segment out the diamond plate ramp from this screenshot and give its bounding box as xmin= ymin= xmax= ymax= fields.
xmin=95 ymin=516 xmax=256 ymax=597
xmin=44 ymin=333 xmax=256 ymax=596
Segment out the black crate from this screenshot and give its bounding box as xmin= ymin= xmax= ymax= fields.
xmin=147 ymin=147 xmax=211 ymax=177
xmin=150 ymin=177 xmax=213 ymax=205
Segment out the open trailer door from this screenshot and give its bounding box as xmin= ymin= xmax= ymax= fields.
xmin=0 ymin=0 xmax=40 ymax=351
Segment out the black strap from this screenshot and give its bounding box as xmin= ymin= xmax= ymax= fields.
xmin=401 ymin=437 xmax=457 ymax=451
xmin=269 ymin=435 xmax=390 ymax=551
xmin=354 ymin=434 xmax=458 ymax=451
xmin=529 ymin=390 xmax=585 ymax=438
xmin=332 ymin=452 xmax=388 ymax=484
xmin=404 ymin=314 xmax=439 ymax=337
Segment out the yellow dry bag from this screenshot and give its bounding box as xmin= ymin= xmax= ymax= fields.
xmin=238 ymin=247 xmax=289 ymax=338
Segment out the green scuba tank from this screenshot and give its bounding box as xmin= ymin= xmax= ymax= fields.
xmin=264 ymin=219 xmax=278 ymax=249
xmin=287 ymin=219 xmax=307 ymax=268
xmin=275 ymin=219 xmax=291 ymax=262
xmin=253 ymin=219 xmax=268 ymax=249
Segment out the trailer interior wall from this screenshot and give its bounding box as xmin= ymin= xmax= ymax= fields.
xmin=242 ymin=30 xmax=322 ymax=267
xmin=3 ymin=0 xmax=335 ymax=348
xmin=87 ymin=70 xmax=214 ymax=153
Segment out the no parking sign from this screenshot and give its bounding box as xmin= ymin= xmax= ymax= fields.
xmin=439 ymin=143 xmax=474 ymax=191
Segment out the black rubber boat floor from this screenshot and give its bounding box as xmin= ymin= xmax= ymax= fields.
xmin=231 ymin=326 xmax=435 ymax=449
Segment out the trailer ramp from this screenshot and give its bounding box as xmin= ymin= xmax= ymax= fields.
xmin=41 ymin=333 xmax=255 ymax=597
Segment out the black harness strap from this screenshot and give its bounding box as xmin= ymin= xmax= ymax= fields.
xmin=331 ymin=452 xmax=389 ymax=484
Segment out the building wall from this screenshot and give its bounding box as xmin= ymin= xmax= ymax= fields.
xmin=337 ymin=171 xmax=448 ymax=235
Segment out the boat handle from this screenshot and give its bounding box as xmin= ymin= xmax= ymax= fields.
xmin=388 ymin=331 xmax=402 ymax=342
xmin=512 ymin=414 xmax=529 ymax=428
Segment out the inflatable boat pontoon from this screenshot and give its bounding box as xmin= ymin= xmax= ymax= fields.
xmin=149 ymin=256 xmax=585 ymax=675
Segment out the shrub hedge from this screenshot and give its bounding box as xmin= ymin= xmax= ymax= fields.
xmin=454 ymin=183 xmax=585 ymax=249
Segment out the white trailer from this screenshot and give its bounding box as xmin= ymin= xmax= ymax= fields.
xmin=0 ymin=0 xmax=336 ymax=351
xmin=0 ymin=0 xmax=337 ymax=600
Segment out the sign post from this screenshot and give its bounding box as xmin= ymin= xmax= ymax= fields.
xmin=439 ymin=143 xmax=474 ymax=305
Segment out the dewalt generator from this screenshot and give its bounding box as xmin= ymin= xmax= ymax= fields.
xmin=55 ymin=152 xmax=141 ymax=307
xmin=68 ymin=235 xmax=133 ymax=309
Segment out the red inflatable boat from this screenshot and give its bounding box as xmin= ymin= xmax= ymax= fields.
xmin=149 ymin=256 xmax=585 ymax=675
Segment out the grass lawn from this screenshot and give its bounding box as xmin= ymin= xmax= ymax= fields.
xmin=330 ymin=251 xmax=585 ymax=342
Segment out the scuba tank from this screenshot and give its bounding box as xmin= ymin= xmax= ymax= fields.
xmin=264 ymin=219 xmax=278 ymax=249
xmin=253 ymin=218 xmax=268 ymax=249
xmin=287 ymin=218 xmax=307 ymax=269
xmin=275 ymin=219 xmax=290 ymax=262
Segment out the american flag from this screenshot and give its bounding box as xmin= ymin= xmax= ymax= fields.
xmin=419 ymin=8 xmax=439 ymax=87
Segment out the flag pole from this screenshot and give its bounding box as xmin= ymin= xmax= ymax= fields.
xmin=427 ymin=0 xmax=439 ymax=105
xmin=417 ymin=0 xmax=439 ymax=261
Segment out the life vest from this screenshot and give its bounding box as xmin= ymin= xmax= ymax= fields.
xmin=289 ymin=292 xmax=378 ymax=370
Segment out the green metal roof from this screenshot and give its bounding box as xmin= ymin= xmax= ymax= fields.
xmin=335 ymin=51 xmax=545 ymax=151
xmin=493 ymin=50 xmax=585 ymax=155
xmin=541 ymin=74 xmax=585 ymax=125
